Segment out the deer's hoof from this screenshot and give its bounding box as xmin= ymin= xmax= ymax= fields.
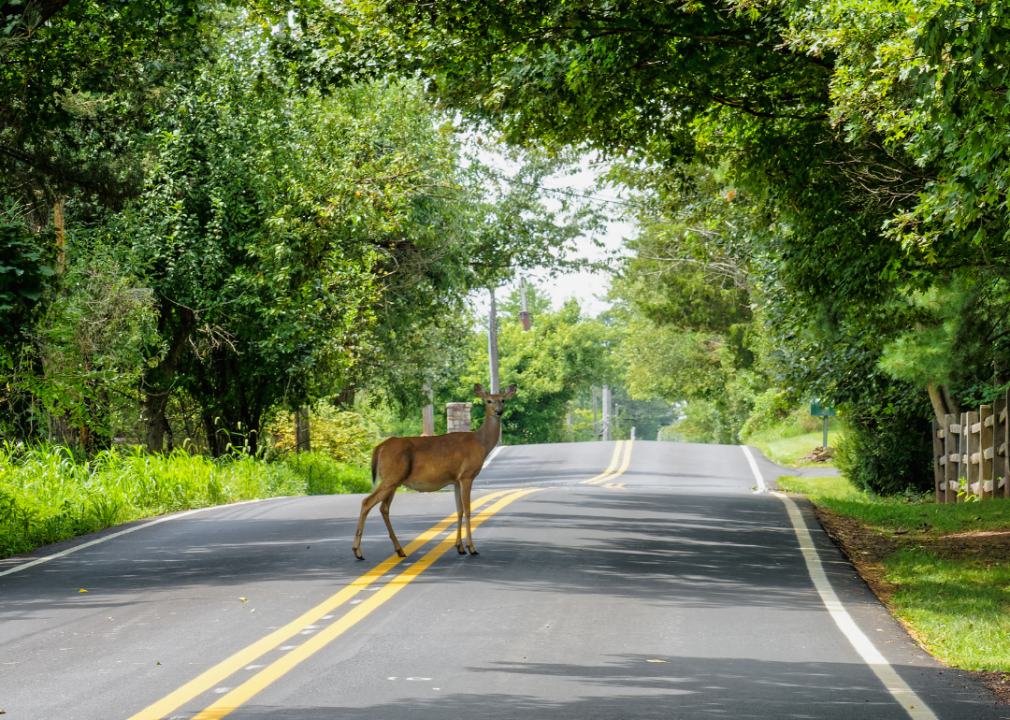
xmin=456 ymin=544 xmax=466 ymax=555
xmin=353 ymin=549 xmax=364 ymax=561
xmin=468 ymin=548 xmax=479 ymax=556
xmin=397 ymin=549 xmax=407 ymax=558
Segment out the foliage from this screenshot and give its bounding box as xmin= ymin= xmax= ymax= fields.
xmin=266 ymin=402 xmax=382 ymax=466
xmin=456 ymin=290 xmax=613 ymax=444
xmin=0 ymin=209 xmax=54 ymax=342
xmin=0 ymin=0 xmax=214 ymax=207
xmin=0 ymin=445 xmax=369 ymax=559
xmin=373 ymin=0 xmax=970 ymax=488
xmin=835 ymin=412 xmax=933 ymax=495
xmin=740 ymin=388 xmax=794 ymax=439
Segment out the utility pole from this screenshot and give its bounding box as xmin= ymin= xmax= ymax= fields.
xmin=519 ymin=277 xmax=531 ymax=331
xmin=488 ymin=287 xmax=501 ymax=446
xmin=422 ymin=382 xmax=434 ymax=436
xmin=488 ymin=288 xmax=500 ymax=394
xmin=602 ymin=385 xmax=611 ymax=441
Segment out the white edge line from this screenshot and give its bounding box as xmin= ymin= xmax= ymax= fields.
xmin=741 ymin=445 xmax=936 ymax=720
xmin=0 ymin=496 xmax=283 ymax=579
xmin=740 ymin=445 xmax=766 ymax=492
xmin=482 ymin=445 xmax=504 ymax=469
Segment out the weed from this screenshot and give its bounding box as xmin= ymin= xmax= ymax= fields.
xmin=0 ymin=445 xmax=369 ymax=559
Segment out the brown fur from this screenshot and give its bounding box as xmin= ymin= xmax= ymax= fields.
xmin=352 ymin=383 xmax=516 ymax=560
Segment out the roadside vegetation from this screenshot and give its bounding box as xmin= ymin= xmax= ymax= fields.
xmin=744 ymin=412 xmax=841 ymax=468
xmin=0 ymin=446 xmax=370 ymax=559
xmin=779 ymin=475 xmax=1010 ymax=672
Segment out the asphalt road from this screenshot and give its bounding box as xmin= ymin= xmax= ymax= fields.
xmin=1 ymin=441 xmax=1006 ymax=719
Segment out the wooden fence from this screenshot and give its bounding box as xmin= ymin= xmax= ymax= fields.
xmin=932 ymin=396 xmax=1009 ymax=503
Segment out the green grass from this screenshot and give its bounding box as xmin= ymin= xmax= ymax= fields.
xmin=749 ymin=429 xmax=840 ymax=468
xmin=780 ymin=474 xmax=1010 ymax=670
xmin=0 ymin=445 xmax=372 ymax=559
xmin=777 ymin=475 xmax=1010 ymax=533
xmin=885 ymin=548 xmax=1010 ymax=670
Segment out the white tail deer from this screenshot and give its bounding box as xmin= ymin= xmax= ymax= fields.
xmin=352 ymin=383 xmax=516 ymax=560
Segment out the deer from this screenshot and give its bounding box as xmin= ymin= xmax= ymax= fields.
xmin=352 ymin=383 xmax=516 ymax=561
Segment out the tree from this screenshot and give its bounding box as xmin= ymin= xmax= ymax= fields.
xmin=457 ymin=291 xmax=614 ymax=444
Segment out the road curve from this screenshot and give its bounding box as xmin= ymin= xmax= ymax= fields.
xmin=0 ymin=441 xmax=1002 ymax=719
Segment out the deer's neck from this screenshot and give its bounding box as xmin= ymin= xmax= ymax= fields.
xmin=473 ymin=411 xmax=500 ymax=457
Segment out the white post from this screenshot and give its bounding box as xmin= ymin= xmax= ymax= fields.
xmin=631 ymin=426 xmax=636 ymax=441
xmin=593 ymin=388 xmax=598 ymax=438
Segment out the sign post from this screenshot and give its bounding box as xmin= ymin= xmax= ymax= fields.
xmin=810 ymin=403 xmax=837 ymax=448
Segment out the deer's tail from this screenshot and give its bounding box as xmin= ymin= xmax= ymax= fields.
xmin=370 ymin=445 xmax=380 ymax=489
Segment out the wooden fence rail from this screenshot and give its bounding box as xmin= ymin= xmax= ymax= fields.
xmin=933 ymin=394 xmax=1009 ymax=503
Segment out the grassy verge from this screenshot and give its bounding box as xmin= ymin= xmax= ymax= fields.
xmin=779 ymin=475 xmax=1010 ymax=673
xmin=748 ymin=429 xmax=841 ymax=468
xmin=0 ymin=446 xmax=372 ymax=559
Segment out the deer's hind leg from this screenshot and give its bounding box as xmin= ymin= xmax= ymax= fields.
xmin=461 ymin=478 xmax=478 ymax=555
xmin=379 ymin=490 xmax=406 ymax=558
xmin=454 ymin=483 xmax=466 ymax=555
xmin=353 ymin=486 xmax=384 ymax=560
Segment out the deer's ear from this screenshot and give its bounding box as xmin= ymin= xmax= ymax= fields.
xmin=501 ymin=384 xmax=517 ymax=398
xmin=473 ymin=383 xmax=487 ymax=398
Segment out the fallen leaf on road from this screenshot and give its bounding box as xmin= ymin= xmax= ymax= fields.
xmin=647 ymin=660 xmax=667 ymax=663
xmin=79 ymin=589 xmax=88 ymax=593
xmin=239 ymin=597 xmax=247 ymax=602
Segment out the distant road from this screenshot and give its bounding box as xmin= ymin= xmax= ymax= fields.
xmin=0 ymin=441 xmax=1000 ymax=719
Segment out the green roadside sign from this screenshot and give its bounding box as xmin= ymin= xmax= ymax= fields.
xmin=810 ymin=404 xmax=836 ymax=417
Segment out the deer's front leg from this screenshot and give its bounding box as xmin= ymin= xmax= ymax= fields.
xmin=454 ymin=483 xmax=466 ymax=555
xmin=462 ymin=479 xmax=478 ymax=555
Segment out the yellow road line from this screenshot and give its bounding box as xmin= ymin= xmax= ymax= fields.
xmin=587 ymin=439 xmax=634 ymax=485
xmin=189 ymin=488 xmax=541 ymax=720
xmin=579 ymin=441 xmax=624 ymax=484
xmin=126 ymin=489 xmax=513 ymax=720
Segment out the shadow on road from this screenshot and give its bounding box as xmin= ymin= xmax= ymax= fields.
xmin=228 ymin=654 xmax=934 ymax=720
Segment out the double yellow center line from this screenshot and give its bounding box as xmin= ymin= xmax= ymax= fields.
xmin=579 ymin=440 xmax=633 ymax=486
xmin=128 ymin=487 xmax=538 ymax=720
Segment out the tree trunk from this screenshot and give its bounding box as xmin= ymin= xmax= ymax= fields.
xmin=144 ymin=307 xmax=194 ymax=454
xmin=927 ymin=382 xmax=948 ymax=426
xmin=295 ymin=407 xmax=310 ymax=453
xmin=940 ymin=384 xmax=961 ymax=419
xmin=334 ymin=385 xmax=355 ymax=408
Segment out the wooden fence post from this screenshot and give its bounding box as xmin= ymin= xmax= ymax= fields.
xmin=960 ymin=411 xmax=970 ymax=501
xmin=1000 ymin=392 xmax=1009 ymax=499
xmin=967 ymin=410 xmax=980 ymax=498
xmin=980 ymin=405 xmax=994 ymax=499
xmin=944 ymin=413 xmax=957 ymax=503
xmin=932 ymin=418 xmax=945 ymax=504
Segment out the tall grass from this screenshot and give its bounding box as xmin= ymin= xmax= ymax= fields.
xmin=0 ymin=445 xmax=372 ymax=559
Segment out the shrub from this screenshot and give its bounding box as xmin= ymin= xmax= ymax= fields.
xmin=835 ymin=412 xmax=933 ymax=495
xmin=265 ymin=402 xmax=381 ymax=465
xmin=739 ymin=388 xmax=793 ymax=439
xmin=282 ymin=452 xmax=372 ymax=495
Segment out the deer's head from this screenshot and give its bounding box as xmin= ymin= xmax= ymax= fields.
xmin=474 ymin=383 xmax=516 ymax=419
